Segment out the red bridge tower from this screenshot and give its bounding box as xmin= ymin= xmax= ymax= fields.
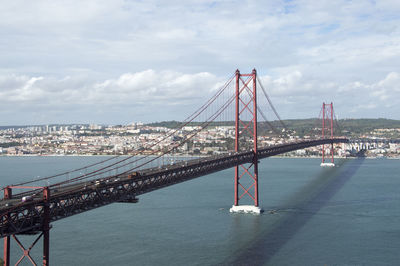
xmin=320 ymin=102 xmax=336 ymax=167
xmin=229 ymin=69 xmax=262 ymax=214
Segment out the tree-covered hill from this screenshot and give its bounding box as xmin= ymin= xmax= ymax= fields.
xmin=147 ymin=118 xmax=400 ymax=138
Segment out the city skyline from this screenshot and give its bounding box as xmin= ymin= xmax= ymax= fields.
xmin=1 ymin=1 xmax=400 ymax=125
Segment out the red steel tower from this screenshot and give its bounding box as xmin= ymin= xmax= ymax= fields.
xmin=3 ymin=186 xmax=51 ymax=266
xmin=230 ymin=69 xmax=261 ymax=214
xmin=321 ymin=102 xmax=335 ymax=167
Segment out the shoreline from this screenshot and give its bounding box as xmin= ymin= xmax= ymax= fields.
xmin=1 ymin=154 xmax=397 ymax=159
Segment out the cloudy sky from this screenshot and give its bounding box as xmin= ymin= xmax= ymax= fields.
xmin=1 ymin=0 xmax=399 ymax=125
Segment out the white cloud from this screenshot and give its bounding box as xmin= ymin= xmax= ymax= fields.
xmin=0 ymin=1 xmax=400 ymax=123
xmin=257 ymin=70 xmax=400 ymax=119
xmin=0 ymin=70 xmax=222 ymax=124
xmin=0 ymin=70 xmax=219 ymax=104
xmin=92 ymin=70 xmax=219 ymax=104
xmin=1 ymin=69 xmax=399 ymax=125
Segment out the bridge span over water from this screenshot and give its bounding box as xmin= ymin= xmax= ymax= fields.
xmin=0 ymin=69 xmax=348 ymax=265
xmin=0 ymin=137 xmax=348 ymax=238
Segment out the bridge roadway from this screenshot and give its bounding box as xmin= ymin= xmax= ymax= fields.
xmin=0 ymin=138 xmax=348 ymax=237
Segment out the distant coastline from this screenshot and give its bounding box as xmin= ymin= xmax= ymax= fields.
xmin=1 ymin=154 xmax=398 ymax=159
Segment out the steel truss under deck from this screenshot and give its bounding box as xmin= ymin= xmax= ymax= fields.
xmin=1 ymin=138 xmax=348 ymax=239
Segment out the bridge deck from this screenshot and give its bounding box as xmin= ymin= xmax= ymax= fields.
xmin=0 ymin=138 xmax=348 ymax=237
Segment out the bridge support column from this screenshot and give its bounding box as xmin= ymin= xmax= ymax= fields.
xmin=230 ymin=69 xmax=262 ymax=214
xmin=42 ymin=187 xmax=50 ymax=266
xmin=3 ymin=187 xmax=11 ymax=266
xmin=2 ymin=187 xmax=51 ymax=266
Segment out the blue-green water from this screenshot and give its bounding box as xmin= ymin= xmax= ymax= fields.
xmin=1 ymin=157 xmax=400 ymax=265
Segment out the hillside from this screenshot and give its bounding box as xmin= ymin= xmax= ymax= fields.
xmin=147 ymin=118 xmax=400 ymax=138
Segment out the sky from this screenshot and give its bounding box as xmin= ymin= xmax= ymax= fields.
xmin=0 ymin=0 xmax=399 ymax=125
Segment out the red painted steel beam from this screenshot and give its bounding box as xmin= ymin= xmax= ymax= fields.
xmin=321 ymin=102 xmax=336 ymax=164
xmin=3 ymin=187 xmax=11 ymax=266
xmin=233 ymin=69 xmax=259 ymax=207
xmin=13 ymin=233 xmax=42 ymax=265
xmin=234 ymin=69 xmax=240 ymax=206
xmin=322 ymin=102 xmax=326 ymax=163
xmin=2 ymin=186 xmax=51 ymax=265
xmin=252 ymin=68 xmax=259 ymax=207
xmin=330 ymin=102 xmax=334 ymax=163
xmin=42 ymin=187 xmax=50 ymax=266
xmin=8 ymin=186 xmax=45 ymax=189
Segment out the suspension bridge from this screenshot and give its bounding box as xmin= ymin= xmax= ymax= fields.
xmin=0 ymin=69 xmax=348 ymax=265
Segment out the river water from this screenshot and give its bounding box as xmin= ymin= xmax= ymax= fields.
xmin=1 ymin=156 xmax=399 ymax=265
